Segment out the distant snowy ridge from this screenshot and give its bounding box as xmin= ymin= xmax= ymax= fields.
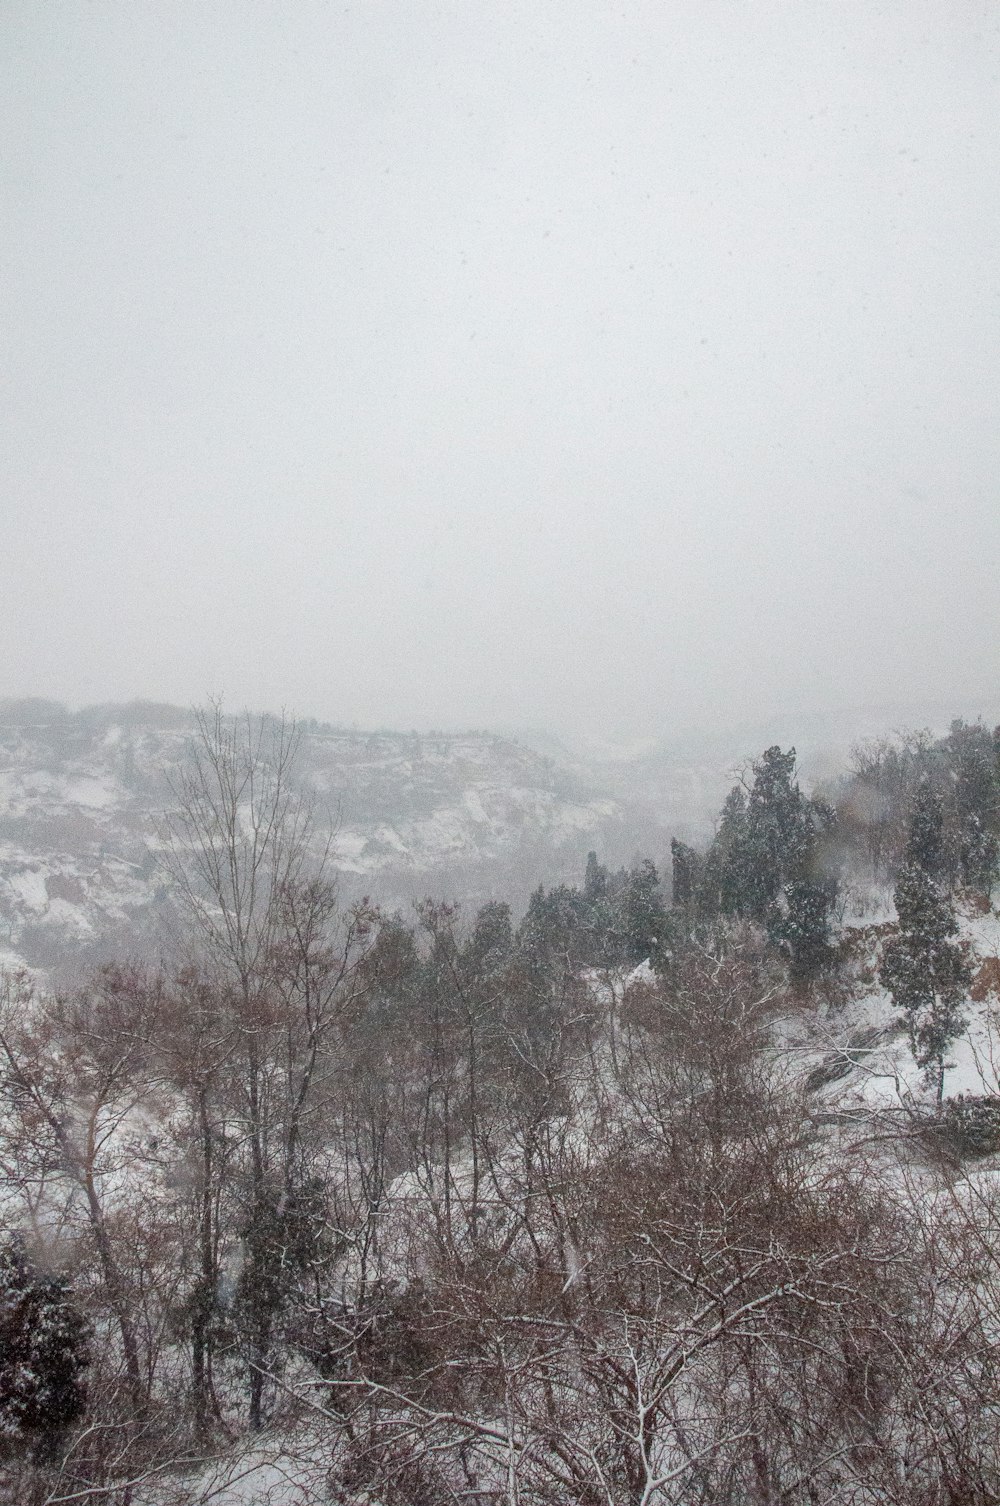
xmin=0 ymin=706 xmax=649 ymax=973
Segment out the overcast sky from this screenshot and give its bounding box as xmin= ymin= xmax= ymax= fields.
xmin=2 ymin=1 xmax=998 ymax=739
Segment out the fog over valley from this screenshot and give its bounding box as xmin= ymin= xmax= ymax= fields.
xmin=2 ymin=5 xmax=1000 ymax=1505
xmin=3 ymin=1 xmax=998 ymax=735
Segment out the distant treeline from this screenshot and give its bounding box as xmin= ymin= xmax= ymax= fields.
xmin=0 ymin=697 xmax=520 ymax=746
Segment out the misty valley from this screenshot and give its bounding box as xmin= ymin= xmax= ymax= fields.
xmin=1 ymin=702 xmax=999 ymax=1505
xmin=6 ymin=1 xmax=997 ymax=1501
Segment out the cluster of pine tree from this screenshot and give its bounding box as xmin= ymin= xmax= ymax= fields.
xmin=671 ymin=746 xmax=839 ymax=984
xmin=879 ymin=783 xmax=973 ymax=1103
xmin=837 ymin=719 xmax=1000 ymax=894
xmin=519 ymin=851 xmax=668 ymax=971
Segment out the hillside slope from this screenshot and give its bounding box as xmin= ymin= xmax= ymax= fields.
xmin=0 ymin=702 xmax=642 ymax=972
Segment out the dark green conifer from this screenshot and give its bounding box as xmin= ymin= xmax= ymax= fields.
xmin=770 ymin=879 xmax=836 ymax=986
xmin=942 ymin=721 xmax=999 ymax=895
xmin=0 ymin=1237 xmax=89 ymax=1462
xmin=880 ymin=863 xmax=970 ymax=1105
xmin=904 ymin=781 xmax=948 ymax=881
xmin=583 ymin=851 xmax=608 ymax=904
xmin=670 ymin=838 xmax=702 ymax=911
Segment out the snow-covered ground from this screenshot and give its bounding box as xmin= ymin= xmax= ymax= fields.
xmin=788 ymin=893 xmax=1000 ymax=1115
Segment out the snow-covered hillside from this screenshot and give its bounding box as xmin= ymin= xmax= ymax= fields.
xmin=780 ymin=892 xmax=1000 ymax=1121
xmin=0 ymin=703 xmax=651 ymax=973
xmin=3 ymin=695 xmax=994 ymax=986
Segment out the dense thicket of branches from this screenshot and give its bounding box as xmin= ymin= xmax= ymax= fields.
xmin=0 ymin=714 xmax=997 ymax=1504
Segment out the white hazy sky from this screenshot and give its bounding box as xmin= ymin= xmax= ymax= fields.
xmin=2 ymin=1 xmax=998 ymax=737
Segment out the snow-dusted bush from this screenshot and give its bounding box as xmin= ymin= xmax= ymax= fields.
xmin=0 ymin=1235 xmax=89 ymax=1463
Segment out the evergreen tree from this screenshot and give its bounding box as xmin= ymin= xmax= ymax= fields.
xmin=670 ymin=838 xmax=702 ymax=912
xmin=517 ymin=883 xmax=588 ymax=971
xmin=904 ymin=781 xmax=948 ymax=882
xmin=702 ymin=785 xmax=750 ymax=916
xmin=0 ymin=1237 xmax=89 ymax=1463
xmin=583 ymin=851 xmax=608 ymax=904
xmin=942 ymin=720 xmax=1000 ymax=895
xmin=620 ymin=859 xmax=667 ymax=967
xmin=465 ymin=901 xmax=513 ymax=973
xmin=880 ymin=863 xmax=970 ymax=1105
xmin=770 ymin=879 xmax=836 ymax=987
xmin=697 ymin=749 xmax=838 ymax=983
xmin=520 ymin=858 xmax=668 ymax=972
xmin=743 ymin=746 xmax=806 ymax=918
